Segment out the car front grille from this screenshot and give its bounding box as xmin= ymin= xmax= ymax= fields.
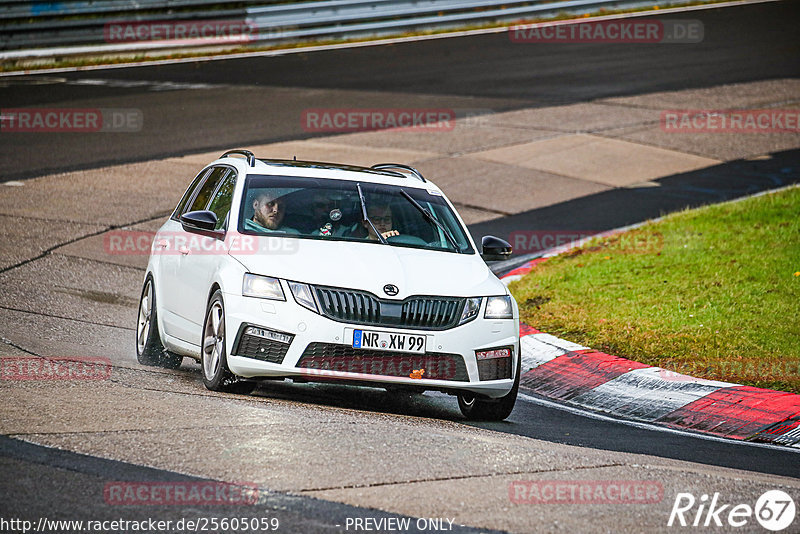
xmin=297 ymin=342 xmax=469 ymax=381
xmin=234 ymin=331 xmax=292 ymax=364
xmin=314 ymin=286 xmax=464 ymax=330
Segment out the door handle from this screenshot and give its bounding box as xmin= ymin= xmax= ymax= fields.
xmin=179 ymin=247 xmax=190 ymax=255
xmin=155 ymin=239 xmax=169 ymax=249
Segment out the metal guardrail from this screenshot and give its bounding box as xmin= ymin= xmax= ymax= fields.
xmin=2 ymin=7 xmax=248 ymax=49
xmin=248 ymin=0 xmax=656 ymax=41
xmin=1 ymin=0 xmax=680 ymax=58
xmin=0 ymin=1 xmax=248 ymax=19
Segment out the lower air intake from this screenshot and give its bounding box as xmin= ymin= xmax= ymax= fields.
xmin=297 ymin=343 xmax=468 ymax=381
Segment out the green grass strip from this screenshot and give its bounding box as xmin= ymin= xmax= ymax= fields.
xmin=510 ymin=186 xmax=800 ymax=393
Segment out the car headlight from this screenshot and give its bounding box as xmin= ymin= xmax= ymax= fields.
xmin=485 ymin=296 xmax=513 ymax=319
xmin=459 ymin=297 xmax=482 ymax=325
xmin=288 ymin=281 xmax=318 ymax=313
xmin=242 ymin=273 xmax=285 ymax=301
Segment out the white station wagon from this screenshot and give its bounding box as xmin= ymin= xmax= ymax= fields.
xmin=136 ymin=150 xmax=520 ymax=420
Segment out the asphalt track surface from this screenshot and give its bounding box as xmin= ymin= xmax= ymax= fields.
xmin=0 ymin=435 xmax=499 ymax=533
xmin=3 ymin=380 xmax=799 ymax=529
xmin=1 ymin=1 xmax=798 ymax=181
xmin=1 ymin=1 xmax=800 ymax=528
xmin=224 ymin=382 xmax=800 ymax=479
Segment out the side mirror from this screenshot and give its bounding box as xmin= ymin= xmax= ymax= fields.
xmin=481 ymin=235 xmax=512 ymax=262
xmin=180 ymin=210 xmax=218 ymax=232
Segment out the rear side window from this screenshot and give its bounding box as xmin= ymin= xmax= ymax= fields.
xmin=172 ymin=168 xmax=210 ymax=220
xmin=206 ymin=171 xmax=237 ymax=230
xmin=187 ymin=167 xmax=229 ymax=214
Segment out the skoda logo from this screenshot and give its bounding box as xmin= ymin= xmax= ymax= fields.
xmin=383 ymin=284 xmax=399 ymax=296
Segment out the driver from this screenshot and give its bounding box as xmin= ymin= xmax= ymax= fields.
xmin=363 ymin=203 xmax=399 ymax=240
xmin=244 ymin=191 xmax=299 ymax=234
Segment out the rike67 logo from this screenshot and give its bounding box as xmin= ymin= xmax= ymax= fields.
xmin=668 ymin=490 xmax=795 ymax=531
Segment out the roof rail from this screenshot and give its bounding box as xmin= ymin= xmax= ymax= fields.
xmin=221 ymin=149 xmax=256 ymax=167
xmin=371 ymin=163 xmax=427 ymax=183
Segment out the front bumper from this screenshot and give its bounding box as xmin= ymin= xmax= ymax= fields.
xmin=223 ymin=289 xmax=519 ymax=399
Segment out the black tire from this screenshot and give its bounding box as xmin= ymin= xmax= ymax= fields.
xmin=136 ymin=275 xmax=184 ymax=369
xmin=136 ymin=275 xmax=165 ymax=366
xmin=458 ymin=356 xmax=520 ymax=421
xmin=201 ymin=290 xmax=256 ymax=395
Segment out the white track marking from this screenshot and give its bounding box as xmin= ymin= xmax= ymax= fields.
xmin=570 ymin=367 xmax=736 ymax=421
xmin=520 ymin=333 xmax=589 ymax=372
xmin=66 ymin=78 xmax=221 ymax=91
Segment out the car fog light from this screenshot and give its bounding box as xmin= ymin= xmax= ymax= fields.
xmin=245 ymin=326 xmax=292 ymax=344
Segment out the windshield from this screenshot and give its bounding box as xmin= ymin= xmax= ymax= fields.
xmin=238 ymin=175 xmax=474 ymax=254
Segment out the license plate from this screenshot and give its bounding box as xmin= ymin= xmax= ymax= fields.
xmin=352 ymin=329 xmax=426 ymax=354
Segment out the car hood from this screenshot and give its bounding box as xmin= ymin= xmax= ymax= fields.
xmin=230 ymin=236 xmax=504 ymax=299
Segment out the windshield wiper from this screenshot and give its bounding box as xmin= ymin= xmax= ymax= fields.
xmin=399 ymin=189 xmax=461 ymax=253
xmin=356 ymin=183 xmax=388 ymax=244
